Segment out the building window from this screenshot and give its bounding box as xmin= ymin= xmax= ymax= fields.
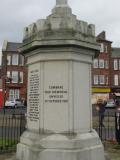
xmin=19 ymin=72 xmax=23 ymax=83
xmin=106 ymin=76 xmax=108 ymax=85
xmin=9 ymin=89 xmax=14 ymax=101
xmin=114 ymin=75 xmax=119 ymax=86
xmin=93 ymin=59 xmax=98 ymax=68
xmin=99 ymin=75 xmax=105 ymax=85
xmin=9 ymin=89 xmax=20 ymax=101
xmin=19 ymin=55 xmax=24 ymax=66
xmin=6 ymin=71 xmax=11 ymax=83
xmin=105 ymin=60 xmax=109 ymax=69
xmin=119 ymin=60 xmax=120 ymax=70
xmin=100 ymin=43 xmax=104 ymax=52
xmin=99 ymin=59 xmax=104 ymax=68
xmin=114 ymin=59 xmax=118 ymax=70
xmin=105 ymin=45 xmax=108 ymax=53
xmin=12 ymin=71 xmax=18 ymax=83
xmin=93 ymin=75 xmax=98 ymax=85
xmin=12 ymin=54 xmax=18 ymax=65
xmin=7 ymin=55 xmax=11 ymax=65
xmin=14 ymin=89 xmax=20 ymax=99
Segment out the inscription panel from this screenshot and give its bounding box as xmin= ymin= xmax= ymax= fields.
xmin=27 ymin=63 xmax=40 ymax=130
xmin=44 ymin=61 xmax=69 ymax=133
xmin=45 ymin=85 xmax=68 ymax=103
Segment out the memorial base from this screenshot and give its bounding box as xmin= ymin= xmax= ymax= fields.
xmin=9 ymin=130 xmax=105 ymax=160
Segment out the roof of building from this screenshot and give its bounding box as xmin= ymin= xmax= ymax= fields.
xmin=7 ymin=42 xmax=22 ymax=52
xmin=112 ymin=48 xmax=120 ymax=58
xmin=96 ymin=31 xmax=112 ymax=43
xmin=2 ymin=41 xmax=22 ymax=52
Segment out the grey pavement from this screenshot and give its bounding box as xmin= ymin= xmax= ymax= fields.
xmin=105 ymin=153 xmax=111 ymax=160
xmin=0 ymin=152 xmax=15 ymax=160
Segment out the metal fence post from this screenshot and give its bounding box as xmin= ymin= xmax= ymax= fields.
xmin=115 ymin=111 xmax=120 ymax=144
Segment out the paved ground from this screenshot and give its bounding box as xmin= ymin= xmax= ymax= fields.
xmin=0 ymin=152 xmax=15 ymax=160
xmin=104 ymin=141 xmax=120 ymax=160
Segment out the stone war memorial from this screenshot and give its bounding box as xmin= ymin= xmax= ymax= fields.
xmin=10 ymin=0 xmax=105 ymax=160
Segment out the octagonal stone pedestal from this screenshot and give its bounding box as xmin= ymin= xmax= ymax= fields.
xmin=8 ymin=1 xmax=105 ymax=160
xmin=15 ymin=130 xmax=104 ymax=160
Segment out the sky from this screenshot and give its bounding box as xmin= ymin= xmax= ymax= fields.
xmin=0 ymin=0 xmax=120 ymax=63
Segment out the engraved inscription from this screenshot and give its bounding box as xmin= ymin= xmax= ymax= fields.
xmin=44 ymin=85 xmax=68 ymax=103
xmin=28 ymin=69 xmax=40 ymax=122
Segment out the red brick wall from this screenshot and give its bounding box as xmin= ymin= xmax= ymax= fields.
xmin=2 ymin=50 xmax=28 ymax=105
xmin=92 ymin=40 xmax=112 ymax=87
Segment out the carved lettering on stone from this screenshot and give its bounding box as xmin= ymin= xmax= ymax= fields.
xmin=28 ymin=69 xmax=40 ymax=122
xmin=44 ymin=85 xmax=68 ymax=103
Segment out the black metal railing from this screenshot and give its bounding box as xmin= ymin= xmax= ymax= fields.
xmin=0 ymin=108 xmax=119 ymax=152
xmin=0 ymin=114 xmax=26 ymax=152
xmin=93 ymin=110 xmax=120 ymax=143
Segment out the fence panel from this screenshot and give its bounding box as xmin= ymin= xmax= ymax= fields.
xmin=0 ymin=114 xmax=26 ymax=152
xmin=93 ymin=110 xmax=120 ymax=142
xmin=0 ymin=110 xmax=119 ymax=152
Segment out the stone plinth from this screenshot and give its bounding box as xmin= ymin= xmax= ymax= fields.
xmin=10 ymin=0 xmax=105 ymax=160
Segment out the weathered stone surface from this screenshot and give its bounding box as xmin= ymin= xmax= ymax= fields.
xmin=56 ymin=0 xmax=68 ymax=5
xmin=12 ymin=0 xmax=105 ymax=160
xmin=11 ymin=130 xmax=105 ymax=160
xmin=21 ymin=0 xmax=99 ymax=55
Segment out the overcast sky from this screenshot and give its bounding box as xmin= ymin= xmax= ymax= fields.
xmin=0 ymin=0 xmax=120 ymax=62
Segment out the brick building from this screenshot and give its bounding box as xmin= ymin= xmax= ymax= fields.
xmin=0 ymin=67 xmax=3 ymax=107
xmin=0 ymin=66 xmax=2 ymax=78
xmin=110 ymin=48 xmax=120 ymax=99
xmin=1 ymin=40 xmax=27 ymax=106
xmin=1 ymin=34 xmax=120 ymax=106
xmin=92 ymin=31 xmax=112 ymax=103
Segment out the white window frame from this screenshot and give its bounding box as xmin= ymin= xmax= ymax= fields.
xmin=105 ymin=45 xmax=108 ymax=53
xmin=99 ymin=75 xmax=105 ymax=85
xmin=19 ymin=72 xmax=23 ymax=83
xmin=93 ymin=75 xmax=98 ymax=85
xmin=19 ymin=55 xmax=24 ymax=66
xmin=99 ymin=59 xmax=104 ymax=68
xmin=106 ymin=76 xmax=108 ymax=85
xmin=6 ymin=71 xmax=11 ymax=83
xmin=114 ymin=75 xmax=119 ymax=86
xmin=12 ymin=54 xmax=18 ymax=65
xmin=114 ymin=59 xmax=118 ymax=70
xmin=100 ymin=43 xmax=104 ymax=52
xmin=12 ymin=71 xmax=18 ymax=83
xmin=93 ymin=59 xmax=98 ymax=68
xmin=105 ymin=60 xmax=109 ymax=69
xmin=9 ymin=89 xmax=20 ymax=101
xmin=14 ymin=89 xmax=20 ymax=99
xmin=119 ymin=59 xmax=120 ymax=70
xmin=7 ymin=55 xmax=11 ymax=65
xmin=9 ymin=89 xmax=14 ymax=101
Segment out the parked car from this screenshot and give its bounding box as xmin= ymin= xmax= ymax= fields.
xmin=105 ymin=99 xmax=116 ymax=109
xmin=5 ymin=99 xmax=24 ymax=108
